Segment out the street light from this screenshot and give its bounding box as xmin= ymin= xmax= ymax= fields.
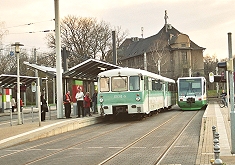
xmin=11 ymin=42 xmax=24 ymax=125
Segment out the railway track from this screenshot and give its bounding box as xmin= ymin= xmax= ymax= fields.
xmin=0 ymin=110 xmax=203 ymax=165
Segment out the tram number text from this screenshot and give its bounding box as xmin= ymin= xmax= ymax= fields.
xmin=114 ymin=95 xmax=126 ymax=98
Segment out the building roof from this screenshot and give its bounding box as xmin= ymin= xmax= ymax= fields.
xmin=120 ymin=25 xmax=205 ymax=60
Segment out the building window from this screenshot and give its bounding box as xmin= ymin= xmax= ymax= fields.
xmin=183 ymin=68 xmax=188 ymax=77
xmin=181 ymin=43 xmax=186 ymax=47
xmin=182 ymin=51 xmax=187 ymax=63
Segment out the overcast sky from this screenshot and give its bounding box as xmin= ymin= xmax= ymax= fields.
xmin=0 ymin=0 xmax=234 ymax=60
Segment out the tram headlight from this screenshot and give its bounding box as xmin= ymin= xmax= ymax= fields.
xmin=136 ymin=97 xmax=141 ymax=101
xmin=99 ymin=98 xmax=104 ymax=103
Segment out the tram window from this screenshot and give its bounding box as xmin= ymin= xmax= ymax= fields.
xmin=192 ymin=82 xmax=201 ymax=93
xmin=100 ymin=77 xmax=110 ymax=92
xmin=112 ymin=77 xmax=128 ymax=92
xmin=152 ymin=80 xmax=162 ymax=91
xmin=129 ymin=76 xmax=140 ymax=91
xmin=168 ymin=83 xmax=174 ymax=91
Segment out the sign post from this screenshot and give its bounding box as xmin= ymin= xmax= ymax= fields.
xmin=209 ymin=72 xmax=214 ymax=83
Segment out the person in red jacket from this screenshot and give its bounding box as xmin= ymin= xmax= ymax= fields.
xmin=83 ymin=92 xmax=92 ymax=117
xmin=63 ymin=91 xmax=72 ymax=118
xmin=20 ymin=98 xmax=23 ymax=112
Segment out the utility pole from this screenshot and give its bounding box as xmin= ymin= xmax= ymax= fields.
xmin=144 ymin=52 xmax=147 ymax=70
xmin=228 ymin=32 xmax=235 ymax=153
xmin=112 ymin=31 xmax=117 ymax=65
xmin=54 ymin=0 xmax=63 ymax=118
xmin=34 ymin=48 xmax=38 ymax=108
xmin=215 ymin=67 xmax=219 ymax=96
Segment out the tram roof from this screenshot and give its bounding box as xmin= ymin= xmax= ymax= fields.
xmin=177 ymin=77 xmax=206 ymax=82
xmin=98 ymin=68 xmax=175 ymax=83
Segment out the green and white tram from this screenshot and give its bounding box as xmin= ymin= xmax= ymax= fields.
xmin=97 ymin=68 xmax=176 ymax=119
xmin=177 ymin=77 xmax=208 ymax=110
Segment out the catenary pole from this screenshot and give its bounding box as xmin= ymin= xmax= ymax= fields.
xmin=228 ymin=32 xmax=235 ymax=153
xmin=34 ymin=48 xmax=38 ymax=108
xmin=11 ymin=42 xmax=24 ymax=125
xmin=54 ymin=0 xmax=63 ymax=118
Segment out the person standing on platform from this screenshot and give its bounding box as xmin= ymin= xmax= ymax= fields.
xmin=63 ymin=91 xmax=72 ymax=118
xmin=92 ymin=90 xmax=97 ymax=113
xmin=41 ymin=94 xmax=48 ymax=121
xmin=75 ymin=87 xmax=84 ymax=118
xmin=11 ymin=97 xmax=16 ymax=112
xmin=20 ymin=98 xmax=23 ymax=112
xmin=221 ymin=89 xmax=227 ymax=107
xmin=84 ymin=92 xmax=92 ymax=116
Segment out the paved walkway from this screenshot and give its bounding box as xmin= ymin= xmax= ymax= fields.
xmin=196 ymin=100 xmax=235 ymax=165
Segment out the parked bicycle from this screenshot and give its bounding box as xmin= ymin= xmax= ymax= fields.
xmin=218 ymin=95 xmax=227 ymax=108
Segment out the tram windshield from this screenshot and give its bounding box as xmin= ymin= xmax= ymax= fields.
xmin=179 ymin=79 xmax=202 ymax=96
xmin=100 ymin=77 xmax=110 ymax=92
xmin=129 ymin=76 xmax=140 ymax=91
xmin=112 ymin=76 xmax=128 ymax=92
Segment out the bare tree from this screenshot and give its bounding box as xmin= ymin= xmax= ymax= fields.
xmin=45 ymin=15 xmax=127 ymax=66
xmin=104 ymin=26 xmax=129 ymax=63
xmin=147 ymin=30 xmax=169 ymax=75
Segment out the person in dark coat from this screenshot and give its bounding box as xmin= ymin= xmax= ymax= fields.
xmin=221 ymin=89 xmax=227 ymax=107
xmin=41 ymin=94 xmax=47 ymax=121
xmin=92 ymin=90 xmax=97 ymax=113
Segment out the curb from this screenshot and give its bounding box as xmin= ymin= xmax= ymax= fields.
xmin=0 ymin=116 xmax=103 ymax=149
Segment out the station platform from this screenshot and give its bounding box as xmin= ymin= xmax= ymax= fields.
xmin=0 ymin=106 xmax=102 ymax=149
xmin=196 ymin=99 xmax=235 ymax=165
xmin=0 ymin=102 xmax=235 ymax=164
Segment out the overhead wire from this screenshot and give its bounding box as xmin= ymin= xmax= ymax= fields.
xmin=2 ymin=19 xmax=54 ymax=29
xmin=8 ymin=30 xmax=55 ymax=35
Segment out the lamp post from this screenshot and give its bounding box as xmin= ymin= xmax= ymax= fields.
xmin=11 ymin=42 xmax=24 ymax=125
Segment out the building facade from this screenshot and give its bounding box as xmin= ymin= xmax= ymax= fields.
xmin=118 ymin=24 xmax=205 ymax=80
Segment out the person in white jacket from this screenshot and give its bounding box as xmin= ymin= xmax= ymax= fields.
xmin=11 ymin=97 xmax=16 ymax=112
xmin=75 ymin=87 xmax=84 ymax=117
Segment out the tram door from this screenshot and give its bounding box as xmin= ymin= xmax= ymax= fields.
xmin=145 ymin=77 xmax=150 ymax=113
xmin=163 ymin=83 xmax=167 ymax=107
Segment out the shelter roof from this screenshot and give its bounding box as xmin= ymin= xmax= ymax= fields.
xmin=63 ymin=59 xmax=122 ymax=81
xmin=23 ymin=62 xmax=57 ymax=77
xmin=24 ymin=59 xmax=121 ymax=81
xmin=0 ymin=59 xmax=120 ymax=89
xmin=0 ymin=74 xmax=37 ymax=88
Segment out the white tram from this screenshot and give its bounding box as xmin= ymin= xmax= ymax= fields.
xmin=97 ymin=68 xmax=176 ymax=119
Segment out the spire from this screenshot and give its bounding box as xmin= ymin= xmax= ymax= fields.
xmin=164 ymin=10 xmax=168 ymax=25
xmin=164 ymin=10 xmax=168 ymax=32
xmin=141 ymin=27 xmax=144 ymax=38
